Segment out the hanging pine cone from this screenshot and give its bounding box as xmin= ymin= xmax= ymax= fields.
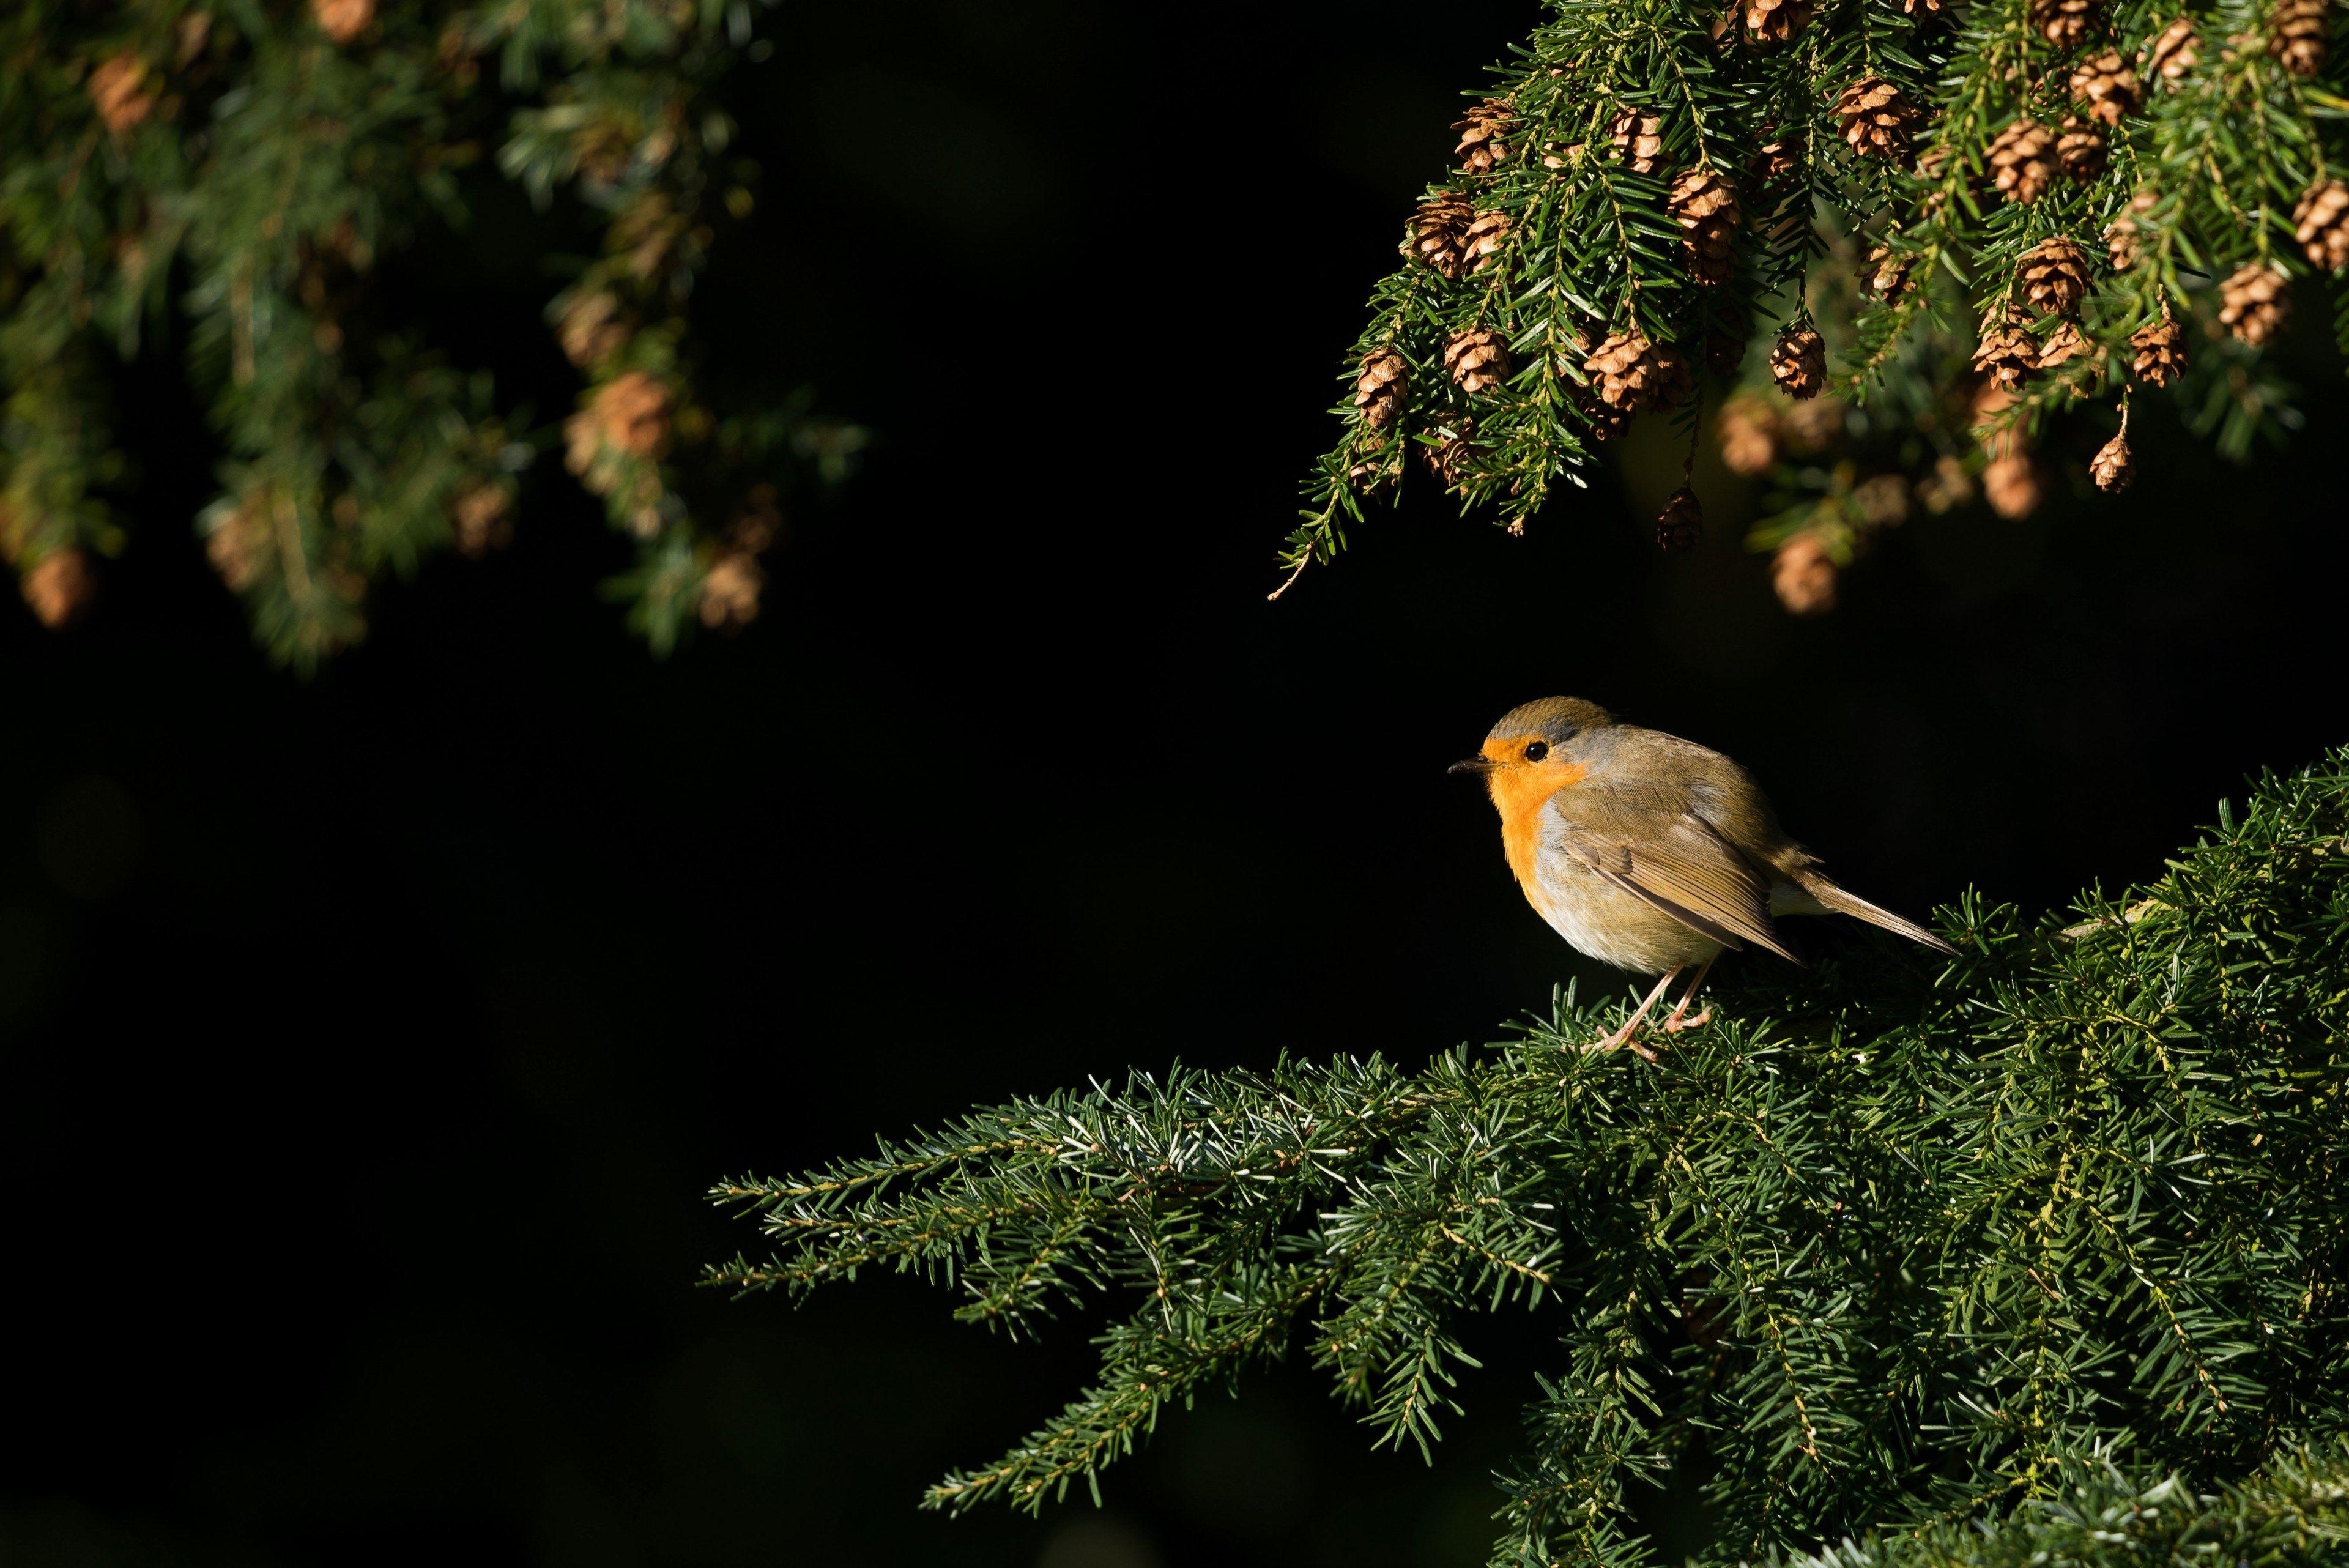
xmin=2019 ymin=237 xmax=2093 ymax=316
xmin=1987 ymin=119 xmax=2057 ymax=204
xmin=2293 ymin=177 xmax=2349 ymax=271
xmin=1406 ymin=193 xmax=1476 ymax=279
xmin=1983 ymin=453 xmax=2044 ymax=518
xmin=2068 ymin=51 xmax=2142 ymax=124
xmin=1463 ymin=210 xmax=1513 ymax=273
xmin=1669 ymin=169 xmax=1742 ymax=287
xmin=2090 ymin=431 xmax=2134 ymax=491
xmin=87 ymin=54 xmax=157 ymax=133
xmin=1769 ymin=325 xmax=1827 ymax=399
xmin=1611 ymin=109 xmax=1667 ymax=174
xmin=2146 ymin=16 xmax=2200 ymax=82
xmin=1584 ymin=331 xmax=1692 ymax=411
xmin=2057 ymin=117 xmax=2107 ymax=181
xmin=1422 ymin=423 xmax=1483 ymax=486
xmin=2217 ymin=261 xmax=2291 ymax=344
xmin=1973 ymin=318 xmax=2041 ymax=390
xmin=1772 ymin=533 xmax=1838 ymax=615
xmin=1454 ymin=98 xmax=1515 ymax=175
xmin=20 ymin=548 xmax=96 ymax=628
xmin=1718 ymin=395 xmax=1779 ymax=477
xmin=557 ymin=290 xmax=629 ymax=369
xmin=1865 ymin=244 xmax=1915 ymax=295
xmin=1656 ymin=486 xmax=1705 ymax=551
xmin=1579 ymin=395 xmax=1632 ymax=443
xmin=1834 ymin=76 xmax=1918 ymax=160
xmin=2269 ymin=0 xmax=2330 ymax=76
xmin=2028 ymin=0 xmax=2097 ymax=49
xmin=2038 ymin=321 xmax=2091 ymax=370
xmin=699 ymin=552 xmax=765 ymax=631
xmin=1355 ymin=351 xmax=1409 ymax=430
xmin=2107 ymin=188 xmax=2158 ymax=269
xmin=451 ymin=482 xmax=514 ymax=557
xmin=1446 ymin=329 xmax=1513 ymax=394
xmin=1743 ymin=0 xmax=1813 ymax=43
xmin=2129 ymin=313 xmax=2188 ymax=385
xmin=1750 ymin=135 xmax=1805 ymax=187
xmin=313 ymin=0 xmax=376 ymax=43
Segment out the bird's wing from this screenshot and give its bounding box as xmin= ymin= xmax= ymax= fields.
xmin=1554 ymin=804 xmax=1799 ymax=963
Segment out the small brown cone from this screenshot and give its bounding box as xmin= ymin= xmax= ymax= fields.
xmin=1583 ymin=331 xmax=1691 ymax=412
xmin=1610 ymin=109 xmax=1667 ymax=174
xmin=1656 ymin=486 xmax=1705 ymax=551
xmin=1743 ymin=0 xmax=1814 ymax=42
xmin=2146 ymin=16 xmax=2201 ymax=82
xmin=1453 ymin=98 xmax=1515 ymax=175
xmin=1406 ymin=193 xmax=1475 ymax=280
xmin=2269 ymin=0 xmax=2331 ymax=76
xmin=1579 ymin=395 xmax=1631 ymax=444
xmin=1769 ymin=325 xmax=1827 ymax=399
xmin=2038 ymin=321 xmax=2091 ymax=370
xmin=451 ymin=483 xmax=514 ymax=557
xmin=1718 ymin=396 xmax=1779 ymax=477
xmin=1772 ymin=533 xmax=1837 ymax=615
xmin=1834 ymin=76 xmax=1918 ymax=160
xmin=21 ymin=548 xmax=96 ymax=628
xmin=699 ymin=552 xmax=764 ymax=630
xmin=2028 ymin=0 xmax=2098 ymax=49
xmin=2292 ymin=178 xmax=2349 ymax=272
xmin=1668 ymin=169 xmax=1742 ymax=287
xmin=2090 ymin=431 xmax=2134 ymax=492
xmin=312 ymin=0 xmax=376 ymax=43
xmin=557 ymin=290 xmax=629 ymax=370
xmin=1986 ymin=119 xmax=2057 ymax=204
xmin=1422 ymin=423 xmax=1482 ymax=486
xmin=1973 ymin=319 xmax=2041 ymax=391
xmin=2217 ymin=261 xmax=2291 ymax=345
xmin=1917 ymin=454 xmax=1975 ymax=513
xmin=1751 ymin=135 xmax=1805 ymax=187
xmin=2019 ymin=237 xmax=2093 ymax=316
xmin=1865 ymin=244 xmax=1915 ymax=295
xmin=1445 ymin=329 xmax=1512 ymax=395
xmin=2107 ymin=187 xmax=2158 ymax=270
xmin=87 ymin=54 xmax=156 ymax=133
xmin=2068 ymin=51 xmax=2142 ymax=124
xmin=2057 ymin=117 xmax=2107 ymax=181
xmin=2129 ymin=314 xmax=2188 ymax=385
xmin=1983 ymin=453 xmax=2044 ymax=518
xmin=1462 ymin=210 xmax=1513 ymax=273
xmin=1854 ymin=474 xmax=1911 ymax=528
xmin=1355 ymin=351 xmax=1409 ymax=431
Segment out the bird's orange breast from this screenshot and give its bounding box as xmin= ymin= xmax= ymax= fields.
xmin=1490 ymin=760 xmax=1587 ymax=892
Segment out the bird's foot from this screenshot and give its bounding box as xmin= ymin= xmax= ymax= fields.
xmin=1661 ymin=1006 xmax=1712 ymax=1035
xmin=1583 ymin=1021 xmax=1661 ymax=1062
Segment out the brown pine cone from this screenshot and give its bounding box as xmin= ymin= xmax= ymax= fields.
xmin=2129 ymin=314 xmax=2188 ymax=385
xmin=1865 ymin=244 xmax=1915 ymax=296
xmin=1354 ymin=351 xmax=1409 ymax=430
xmin=2293 ymin=177 xmax=2349 ymax=271
xmin=1422 ymin=423 xmax=1483 ymax=485
xmin=699 ymin=552 xmax=765 ymax=630
xmin=2090 ymin=432 xmax=2134 ymax=491
xmin=2019 ymin=237 xmax=2093 ymax=315
xmin=1584 ymin=330 xmax=1691 ymax=411
xmin=593 ymin=371 xmax=673 ymax=458
xmin=1853 ymin=474 xmax=1911 ymax=527
xmin=1772 ymin=533 xmax=1838 ymax=615
xmin=2107 ymin=187 xmax=2158 ymax=269
xmin=1669 ymin=169 xmax=1742 ymax=287
xmin=1983 ymin=453 xmax=2044 ymax=518
xmin=1445 ymin=329 xmax=1513 ymax=394
xmin=1987 ymin=119 xmax=2057 ymax=204
xmin=1454 ymin=98 xmax=1515 ymax=175
xmin=1656 ymin=486 xmax=1705 ymax=551
xmin=1973 ymin=319 xmax=2041 ymax=390
xmin=1743 ymin=0 xmax=1814 ymax=42
xmin=2217 ymin=261 xmax=2291 ymax=344
xmin=557 ymin=290 xmax=629 ymax=369
xmin=2269 ymin=0 xmax=2331 ymax=76
xmin=313 ymin=0 xmax=376 ymax=43
xmin=2057 ymin=117 xmax=2107 ymax=180
xmin=2037 ymin=321 xmax=2091 ymax=370
xmin=1406 ymin=193 xmax=1476 ymax=280
xmin=1769 ymin=325 xmax=1827 ymax=399
xmin=1750 ymin=135 xmax=1805 ymax=187
xmin=1718 ymin=396 xmax=1779 ymax=477
xmin=2068 ymin=50 xmax=2142 ymax=124
xmin=1463 ymin=210 xmax=1513 ymax=273
xmin=2145 ymin=16 xmax=2201 ymax=82
xmin=87 ymin=54 xmax=156 ymax=133
xmin=1611 ymin=110 xmax=1668 ymax=174
xmin=1579 ymin=395 xmax=1632 ymax=444
xmin=21 ymin=548 xmax=96 ymax=628
xmin=2028 ymin=0 xmax=2098 ymax=49
xmin=1835 ymin=76 xmax=1919 ymax=160
xmin=451 ymin=483 xmax=514 ymax=557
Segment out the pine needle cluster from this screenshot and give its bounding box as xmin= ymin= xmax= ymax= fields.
xmin=714 ymin=751 xmax=2349 ymax=1566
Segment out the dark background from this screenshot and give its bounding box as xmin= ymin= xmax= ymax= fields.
xmin=6 ymin=2 xmax=2348 ymax=1564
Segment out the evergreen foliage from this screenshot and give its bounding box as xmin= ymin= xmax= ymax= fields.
xmin=1 ymin=0 xmax=857 ymax=666
xmin=1280 ymin=0 xmax=2349 ymax=600
xmin=713 ymin=751 xmax=2349 ymax=1566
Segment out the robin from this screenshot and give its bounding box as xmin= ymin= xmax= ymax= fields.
xmin=1452 ymin=697 xmax=1956 ymax=1057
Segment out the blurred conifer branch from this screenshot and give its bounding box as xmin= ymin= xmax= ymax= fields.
xmin=715 ymin=752 xmax=2349 ymax=1566
xmin=1 ymin=0 xmax=863 ymax=666
xmin=1280 ymin=0 xmax=2348 ymax=603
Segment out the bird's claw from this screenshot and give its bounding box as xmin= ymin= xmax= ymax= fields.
xmin=1661 ymin=1006 xmax=1712 ymax=1035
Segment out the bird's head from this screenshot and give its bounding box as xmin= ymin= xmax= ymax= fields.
xmin=1449 ymin=696 xmax=1617 ymax=815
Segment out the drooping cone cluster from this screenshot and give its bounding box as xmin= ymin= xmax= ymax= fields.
xmin=1769 ymin=326 xmax=1826 ymax=399
xmin=1668 ymin=169 xmax=1742 ymax=287
xmin=1584 ymin=331 xmax=1691 ymax=412
xmin=1453 ymin=98 xmax=1515 ymax=174
xmin=1406 ymin=193 xmax=1475 ymax=279
xmin=2294 ymin=179 xmax=2349 ymax=271
xmin=1717 ymin=395 xmax=1778 ymax=476
xmin=2091 ymin=432 xmax=2134 ymax=492
xmin=2146 ymin=16 xmax=2200 ymax=82
xmin=1611 ymin=110 xmax=1666 ymax=174
xmin=1655 ymin=486 xmax=1704 ymax=551
xmin=2019 ymin=237 xmax=2091 ymax=315
xmin=1772 ymin=533 xmax=1837 ymax=615
xmin=1742 ymin=0 xmax=1813 ymax=43
xmin=1835 ymin=76 xmax=1918 ymax=160
xmin=2269 ymin=0 xmax=2331 ymax=76
xmin=2130 ymin=314 xmax=2187 ymax=385
xmin=2029 ymin=0 xmax=2097 ymax=48
xmin=1354 ymin=351 xmax=1408 ymax=430
xmin=1972 ymin=315 xmax=2040 ymax=392
xmin=1445 ymin=329 xmax=1512 ymax=394
xmin=313 ymin=0 xmax=376 ymax=43
xmin=2069 ymin=51 xmax=2142 ymax=123
xmin=20 ymin=548 xmax=97 ymax=628
xmin=2217 ymin=262 xmax=2291 ymax=344
xmin=1987 ymin=119 xmax=2057 ymax=204
xmin=2057 ymin=117 xmax=2107 ymax=180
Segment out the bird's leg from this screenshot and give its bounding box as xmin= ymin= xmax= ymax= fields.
xmin=1587 ymin=966 xmax=1680 ymax=1062
xmin=1662 ymin=954 xmax=1718 ymax=1033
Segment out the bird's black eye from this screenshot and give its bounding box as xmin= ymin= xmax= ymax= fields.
xmin=1524 ymin=741 xmax=1549 ymax=762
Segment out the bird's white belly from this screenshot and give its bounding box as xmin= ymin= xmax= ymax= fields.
xmin=1527 ymin=850 xmax=1722 ymax=975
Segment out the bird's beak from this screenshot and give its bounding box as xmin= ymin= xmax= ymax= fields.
xmin=1448 ymin=756 xmax=1497 ymax=776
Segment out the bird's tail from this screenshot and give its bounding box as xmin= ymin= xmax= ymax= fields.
xmin=1786 ymin=869 xmax=1960 ymax=957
